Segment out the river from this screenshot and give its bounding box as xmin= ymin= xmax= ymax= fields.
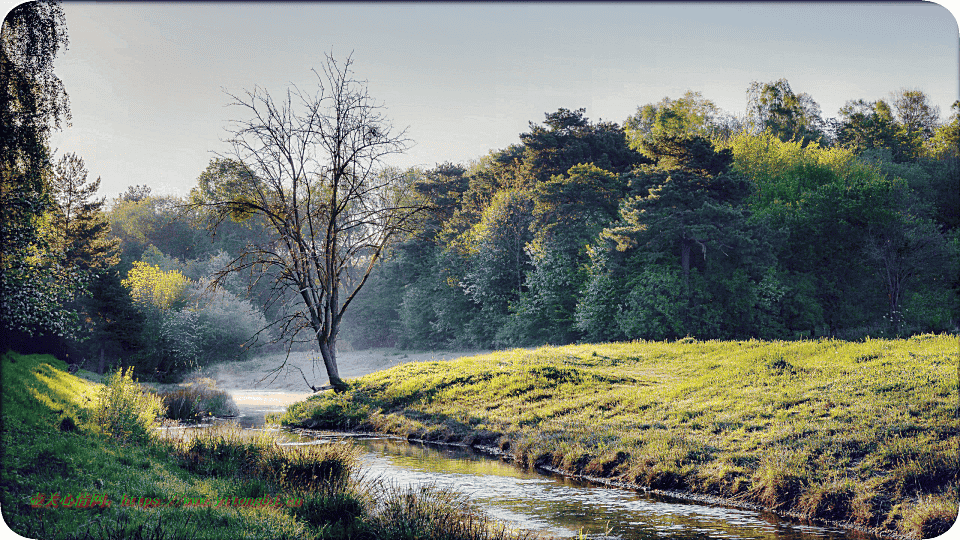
xmin=272 ymin=430 xmax=868 ymax=540
xmin=208 ymin=353 xmax=872 ymax=540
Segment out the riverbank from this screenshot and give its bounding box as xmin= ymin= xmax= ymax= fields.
xmin=0 ymin=350 xmax=538 ymax=540
xmin=278 ymin=336 xmax=960 ymax=539
xmin=199 ymin=348 xmax=489 ymax=426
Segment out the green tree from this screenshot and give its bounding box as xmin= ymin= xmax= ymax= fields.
xmin=49 ymin=153 xmax=120 ymax=272
xmin=864 ymin=214 xmax=957 ymax=334
xmin=458 ymin=189 xmax=535 ymax=345
xmin=747 ymin=79 xmax=826 ymax=145
xmin=108 ymin=191 xmax=211 ymax=269
xmin=724 ymin=130 xmax=943 ymax=335
xmin=573 ymin=247 xmax=626 ymax=343
xmin=81 ymin=268 xmax=144 ymax=369
xmin=836 ymin=99 xmax=903 ymax=159
xmin=506 ymin=164 xmax=626 ymax=345
xmin=926 ymin=101 xmax=960 ymax=160
xmin=601 ymin=134 xmax=772 ymax=338
xmin=519 ymin=107 xmax=642 ymax=182
xmin=624 ymin=91 xmax=724 ymax=148
xmin=122 ymin=261 xmax=191 ymax=311
xmin=892 ymin=89 xmax=940 ymax=160
xmin=0 ymin=0 xmax=80 ymax=341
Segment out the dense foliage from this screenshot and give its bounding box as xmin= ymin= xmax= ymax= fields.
xmin=0 ymin=0 xmax=80 ymax=341
xmin=344 ymin=88 xmax=958 ymax=349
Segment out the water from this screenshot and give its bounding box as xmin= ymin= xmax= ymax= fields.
xmin=278 ymin=432 xmax=871 ymax=540
xmin=227 ymin=390 xmax=310 ymax=427
xmin=223 ymin=389 xmax=871 ymax=540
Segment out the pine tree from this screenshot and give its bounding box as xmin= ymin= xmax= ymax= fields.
xmin=49 ymin=152 xmax=120 ymax=273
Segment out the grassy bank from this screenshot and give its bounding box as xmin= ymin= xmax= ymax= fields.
xmin=280 ymin=336 xmax=959 ymax=538
xmin=0 ymin=350 xmax=537 ymax=540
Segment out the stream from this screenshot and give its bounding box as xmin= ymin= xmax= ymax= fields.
xmin=223 ymin=389 xmax=870 ymax=540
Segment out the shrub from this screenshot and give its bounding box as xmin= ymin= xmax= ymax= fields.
xmin=91 ymin=367 xmax=164 ymax=442
xmin=193 ymin=284 xmax=269 ymax=365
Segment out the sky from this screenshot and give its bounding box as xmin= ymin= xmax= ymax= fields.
xmin=29 ymin=2 xmax=960 ymax=199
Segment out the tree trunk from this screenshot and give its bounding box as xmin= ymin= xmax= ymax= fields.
xmin=318 ymin=340 xmax=346 ymax=392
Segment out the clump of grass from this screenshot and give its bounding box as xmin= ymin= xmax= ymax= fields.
xmin=901 ymin=494 xmax=960 ymax=539
xmin=798 ymin=478 xmax=857 ymax=521
xmin=160 ymin=377 xmax=239 ymax=421
xmin=369 ymin=483 xmax=538 ymax=540
xmin=92 ymin=367 xmax=164 ymax=442
xmin=166 ymin=423 xmax=268 ymax=478
xmin=749 ymin=449 xmax=808 ymax=510
xmin=165 ymin=422 xmax=361 ymax=493
xmin=265 ymin=443 xmax=360 ymax=491
xmin=290 ymin=485 xmax=367 ymax=531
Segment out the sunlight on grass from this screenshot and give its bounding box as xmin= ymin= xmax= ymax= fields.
xmin=1 ymin=350 xmax=544 ymax=540
xmin=282 ymin=335 xmax=960 ymax=537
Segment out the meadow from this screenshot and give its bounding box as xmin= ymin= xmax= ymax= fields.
xmin=280 ymin=335 xmax=960 ymax=539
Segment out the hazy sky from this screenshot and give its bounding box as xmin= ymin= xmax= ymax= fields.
xmin=41 ymin=2 xmax=960 ymax=199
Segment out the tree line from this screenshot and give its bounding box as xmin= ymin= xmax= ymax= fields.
xmin=343 ymin=86 xmax=958 ymax=349
xmin=3 ymin=1 xmax=956 ymax=383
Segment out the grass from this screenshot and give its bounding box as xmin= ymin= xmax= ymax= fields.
xmin=0 ymin=350 xmax=540 ymax=540
xmin=280 ymin=335 xmax=960 ymax=538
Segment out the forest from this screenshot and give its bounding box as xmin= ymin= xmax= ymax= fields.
xmin=3 ymin=2 xmax=958 ymax=383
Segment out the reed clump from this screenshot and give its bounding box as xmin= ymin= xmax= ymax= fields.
xmin=159 ymin=377 xmax=239 ymax=421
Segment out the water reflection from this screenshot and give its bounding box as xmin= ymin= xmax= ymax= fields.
xmin=287 ymin=434 xmax=868 ymax=540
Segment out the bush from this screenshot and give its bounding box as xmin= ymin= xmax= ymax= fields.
xmin=193 ymin=284 xmax=269 ymax=365
xmin=92 ymin=367 xmax=164 ymax=441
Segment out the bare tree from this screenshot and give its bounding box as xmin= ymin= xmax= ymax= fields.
xmin=190 ymin=54 xmax=424 ymax=392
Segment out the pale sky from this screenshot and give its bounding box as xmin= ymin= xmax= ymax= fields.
xmin=33 ymin=2 xmax=960 ymax=199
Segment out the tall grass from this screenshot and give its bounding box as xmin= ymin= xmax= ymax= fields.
xmin=159 ymin=377 xmax=239 ymax=421
xmin=368 ymin=483 xmax=539 ymax=540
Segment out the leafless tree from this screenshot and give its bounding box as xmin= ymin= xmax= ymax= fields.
xmin=190 ymin=53 xmax=424 ymax=391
